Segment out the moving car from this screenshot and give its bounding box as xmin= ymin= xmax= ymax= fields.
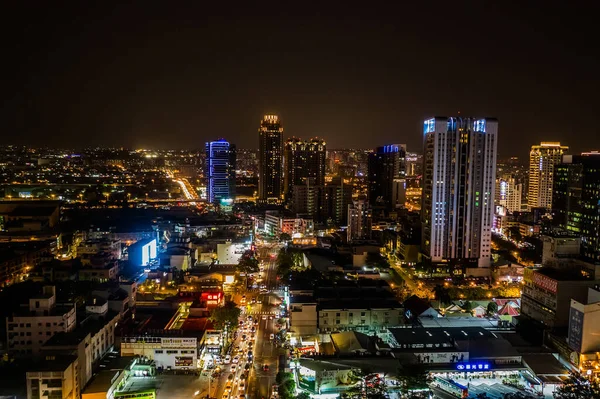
xmin=224 ymin=355 xmax=232 ymax=364
xmin=269 ymin=333 xmax=275 ymax=340
xmin=232 ymin=356 xmax=240 ymax=363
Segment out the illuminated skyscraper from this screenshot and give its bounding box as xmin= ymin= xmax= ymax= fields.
xmin=553 ymin=152 xmax=600 ymax=260
xmin=205 ymin=139 xmax=236 ymax=203
xmin=368 ymin=144 xmax=406 ymax=214
xmin=528 ymin=142 xmax=569 ymax=210
xmin=421 ymin=117 xmax=498 ymax=267
xmin=258 ymin=115 xmax=284 ymax=203
xmin=284 ymin=137 xmax=327 ymax=200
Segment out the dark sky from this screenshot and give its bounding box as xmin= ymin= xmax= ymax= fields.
xmin=2 ymin=2 xmax=599 ymax=158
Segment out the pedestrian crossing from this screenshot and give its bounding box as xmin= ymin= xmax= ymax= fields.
xmin=243 ymin=310 xmax=278 ymax=316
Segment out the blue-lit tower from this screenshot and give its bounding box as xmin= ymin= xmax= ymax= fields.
xmin=205 ymin=139 xmax=236 ymax=203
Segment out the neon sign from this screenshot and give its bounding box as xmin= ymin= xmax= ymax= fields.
xmin=424 ymin=118 xmax=436 ymax=134
xmin=474 ymin=119 xmax=486 ymax=133
xmin=456 ymin=362 xmax=490 ymax=371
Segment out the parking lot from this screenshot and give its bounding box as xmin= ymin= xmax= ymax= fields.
xmin=154 ymin=374 xmax=204 ymax=399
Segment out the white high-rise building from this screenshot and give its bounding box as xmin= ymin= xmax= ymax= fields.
xmin=498 ymin=175 xmax=522 ymax=213
xmin=421 ymin=117 xmax=498 ymax=267
xmin=528 ymin=142 xmax=568 ymax=210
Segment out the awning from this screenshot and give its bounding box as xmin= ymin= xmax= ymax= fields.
xmin=538 ymin=375 xmax=567 ymax=384
xmin=520 ymin=371 xmax=540 ymax=386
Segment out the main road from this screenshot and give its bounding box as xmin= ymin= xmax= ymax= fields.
xmin=247 ymin=241 xmax=282 ymax=399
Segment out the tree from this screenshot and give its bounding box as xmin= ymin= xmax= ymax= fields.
xmin=276 ymin=371 xmax=297 ymax=399
xmin=237 ymin=250 xmax=259 ymax=289
xmin=507 ymin=226 xmax=522 ymax=243
xmin=279 ymin=232 xmax=292 ymax=242
xmin=396 ymin=364 xmax=431 ymax=396
xmin=209 ymin=300 xmax=241 ymax=331
xmin=433 ymin=284 xmax=452 ymax=306
xmin=462 ymin=300 xmax=473 ymax=313
xmin=366 ymin=252 xmax=390 ymax=270
xmin=553 ymin=372 xmax=600 ymax=398
xmin=487 ymin=301 xmax=498 ymax=315
xmin=237 ymin=250 xmax=259 ymax=274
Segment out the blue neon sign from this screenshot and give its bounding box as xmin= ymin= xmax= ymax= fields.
xmin=383 ymin=145 xmax=399 ymax=153
xmin=456 ymin=362 xmax=490 ymax=371
xmin=424 ymin=118 xmax=435 ymax=134
xmin=474 ymin=119 xmax=486 ymax=133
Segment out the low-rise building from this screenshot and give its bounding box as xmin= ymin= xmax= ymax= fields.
xmin=6 ymin=286 xmax=76 ymax=355
xmin=120 ymin=336 xmax=199 ymax=371
xmin=26 ymin=355 xmax=79 ymax=399
xmin=42 ymin=308 xmax=120 ymax=388
xmin=289 ymin=295 xmax=318 ymax=337
xmin=521 ymin=267 xmax=599 ymax=327
xmin=542 ymin=232 xmax=581 ymax=266
xmin=82 ymin=357 xmax=157 ymax=399
xmin=318 ymin=299 xmax=403 ymax=333
xmin=568 ymin=285 xmax=600 ymax=376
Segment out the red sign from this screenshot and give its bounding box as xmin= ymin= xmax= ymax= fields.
xmin=297 ymin=346 xmax=315 ymax=353
xmin=533 ymin=272 xmax=558 ymax=294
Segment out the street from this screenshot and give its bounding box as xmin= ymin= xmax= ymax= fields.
xmin=205 ymin=239 xmax=282 ymax=399
xmin=247 ymin=243 xmax=282 ymax=399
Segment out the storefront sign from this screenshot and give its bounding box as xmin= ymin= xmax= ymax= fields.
xmin=161 ymin=337 xmax=197 ymax=348
xmin=532 ymin=272 xmax=558 ymax=294
xmin=175 ymin=356 xmax=194 ymax=367
xmin=456 ymin=362 xmax=490 ymax=371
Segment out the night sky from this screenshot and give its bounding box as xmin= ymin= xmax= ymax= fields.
xmin=2 ymin=2 xmax=598 ymax=158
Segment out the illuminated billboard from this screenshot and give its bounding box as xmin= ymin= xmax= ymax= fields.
xmin=141 ymin=239 xmax=157 ymax=266
xmin=129 ymin=238 xmax=158 ymax=267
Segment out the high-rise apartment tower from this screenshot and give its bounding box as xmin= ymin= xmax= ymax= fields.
xmin=528 ymin=142 xmax=569 ymax=210
xmin=421 ymin=117 xmax=498 ymax=267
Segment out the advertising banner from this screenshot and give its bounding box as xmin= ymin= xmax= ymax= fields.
xmin=567 ymin=307 xmax=584 ymax=352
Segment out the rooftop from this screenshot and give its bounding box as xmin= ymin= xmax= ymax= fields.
xmin=297 ymin=358 xmax=355 ymax=372
xmin=290 ymin=295 xmax=316 ymax=304
xmin=319 ymin=299 xmax=402 ymax=310
xmin=523 ymin=353 xmax=570 ymax=376
xmin=44 ymin=311 xmax=119 ymax=347
xmin=388 ymin=327 xmax=497 ymax=346
xmin=535 ymin=266 xmax=591 ymax=282
xmin=4 ymin=205 xmax=58 ymax=217
xmin=26 ymin=355 xmax=78 ymax=373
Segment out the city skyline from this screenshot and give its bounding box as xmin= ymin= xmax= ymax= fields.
xmin=1 ymin=3 xmax=599 ymax=158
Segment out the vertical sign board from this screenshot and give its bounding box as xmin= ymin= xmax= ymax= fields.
xmin=567 ymin=307 xmax=584 ymax=353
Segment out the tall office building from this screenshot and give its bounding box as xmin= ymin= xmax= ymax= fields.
xmin=284 ymin=137 xmax=327 ymax=200
xmin=368 ymin=144 xmax=406 ymax=213
xmin=258 ymin=115 xmax=284 ymax=203
xmin=553 ymin=152 xmax=600 ymax=260
xmin=290 ymin=179 xmax=351 ymax=225
xmin=405 ymin=152 xmax=423 ymax=176
xmin=205 ymin=139 xmax=236 ymax=203
xmin=421 ymin=117 xmax=498 ymax=267
xmin=528 ymin=142 xmax=569 ymax=210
